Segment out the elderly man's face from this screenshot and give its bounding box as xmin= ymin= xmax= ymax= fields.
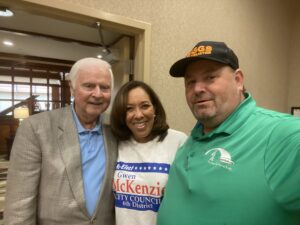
xmin=72 ymin=66 xmax=111 ymax=128
xmin=184 ymin=60 xmax=244 ymax=133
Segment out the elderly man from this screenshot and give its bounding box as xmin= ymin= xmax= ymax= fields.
xmin=4 ymin=58 xmax=117 ymax=225
xmin=157 ymin=41 xmax=300 ymax=225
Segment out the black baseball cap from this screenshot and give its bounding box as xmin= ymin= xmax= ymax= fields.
xmin=169 ymin=41 xmax=239 ymax=77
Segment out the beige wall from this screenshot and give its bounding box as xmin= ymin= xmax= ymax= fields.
xmin=288 ymin=1 xmax=300 ymax=112
xmin=58 ymin=0 xmax=298 ymax=133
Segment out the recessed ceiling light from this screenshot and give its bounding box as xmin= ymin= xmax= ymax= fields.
xmin=0 ymin=7 xmax=14 ymax=17
xmin=97 ymin=54 xmax=103 ymax=59
xmin=3 ymin=40 xmax=14 ymax=46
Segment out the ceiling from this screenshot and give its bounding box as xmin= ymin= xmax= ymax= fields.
xmin=0 ymin=7 xmax=123 ymax=63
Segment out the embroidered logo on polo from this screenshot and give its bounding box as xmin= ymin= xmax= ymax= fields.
xmin=113 ymin=162 xmax=169 ymax=212
xmin=204 ymin=148 xmax=234 ymax=171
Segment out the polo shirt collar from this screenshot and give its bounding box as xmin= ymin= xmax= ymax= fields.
xmin=191 ymin=92 xmax=256 ymax=140
xmin=71 ymin=102 xmax=102 ymax=135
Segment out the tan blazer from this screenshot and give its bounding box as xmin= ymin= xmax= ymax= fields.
xmin=4 ymin=106 xmax=117 ymax=225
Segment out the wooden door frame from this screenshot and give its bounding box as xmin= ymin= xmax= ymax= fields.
xmin=1 ymin=0 xmax=151 ymax=83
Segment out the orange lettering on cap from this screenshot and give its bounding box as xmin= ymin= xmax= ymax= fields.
xmin=198 ymin=46 xmax=205 ymax=54
xmin=186 ymin=45 xmax=213 ymax=57
xmin=205 ymin=46 xmax=212 ymax=54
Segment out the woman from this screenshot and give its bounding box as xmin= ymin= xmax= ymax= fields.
xmin=110 ymin=80 xmax=187 ymax=225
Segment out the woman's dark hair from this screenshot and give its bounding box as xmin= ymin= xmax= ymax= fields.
xmin=110 ymin=80 xmax=169 ymax=142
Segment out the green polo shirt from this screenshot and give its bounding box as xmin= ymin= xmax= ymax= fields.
xmin=157 ymin=93 xmax=300 ymax=225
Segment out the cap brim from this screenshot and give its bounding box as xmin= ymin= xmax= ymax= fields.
xmin=169 ymin=57 xmax=201 ymax=77
xmin=169 ymin=56 xmax=236 ymax=77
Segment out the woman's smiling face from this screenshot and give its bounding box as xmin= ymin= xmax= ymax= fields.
xmin=125 ymin=87 xmax=156 ymax=143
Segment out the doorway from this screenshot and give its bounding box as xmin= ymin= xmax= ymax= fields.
xmin=0 ymin=0 xmax=151 ymax=219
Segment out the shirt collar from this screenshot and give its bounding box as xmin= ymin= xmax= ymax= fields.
xmin=71 ymin=102 xmax=102 ymax=135
xmin=191 ymin=92 xmax=256 ymax=140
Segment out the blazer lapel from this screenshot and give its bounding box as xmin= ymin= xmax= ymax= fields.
xmin=94 ymin=123 xmax=118 ymax=214
xmin=56 ymin=107 xmax=89 ymax=216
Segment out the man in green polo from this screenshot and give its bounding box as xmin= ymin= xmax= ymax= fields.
xmin=157 ymin=41 xmax=300 ymax=225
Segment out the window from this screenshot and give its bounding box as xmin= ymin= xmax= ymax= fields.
xmin=0 ymin=58 xmax=72 ymax=116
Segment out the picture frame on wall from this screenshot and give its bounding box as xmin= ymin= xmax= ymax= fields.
xmin=291 ymin=107 xmax=300 ymax=117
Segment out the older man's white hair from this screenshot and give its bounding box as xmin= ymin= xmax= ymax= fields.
xmin=67 ymin=57 xmax=114 ymax=90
